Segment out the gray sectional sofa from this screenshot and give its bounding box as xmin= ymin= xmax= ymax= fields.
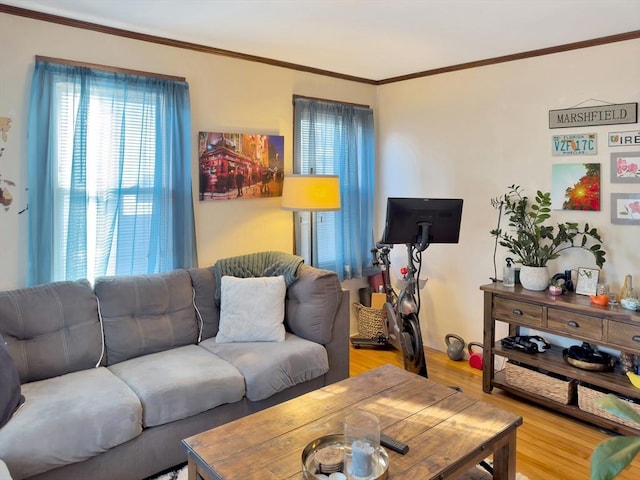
xmin=0 ymin=261 xmax=349 ymax=480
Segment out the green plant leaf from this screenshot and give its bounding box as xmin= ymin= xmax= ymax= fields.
xmin=596 ymin=394 xmax=640 ymax=424
xmin=591 ymin=436 xmax=640 ymax=480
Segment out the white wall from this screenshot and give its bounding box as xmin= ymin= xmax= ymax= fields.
xmin=0 ymin=13 xmax=376 ymax=290
xmin=377 ymin=39 xmax=640 ymax=352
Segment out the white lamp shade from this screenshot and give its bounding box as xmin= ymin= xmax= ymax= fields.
xmin=281 ymin=174 xmax=341 ymax=211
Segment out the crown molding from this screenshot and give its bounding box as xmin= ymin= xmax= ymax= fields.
xmin=2 ymin=4 xmax=639 ymax=85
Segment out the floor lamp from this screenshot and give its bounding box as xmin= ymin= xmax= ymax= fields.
xmin=281 ymin=174 xmax=341 ymax=266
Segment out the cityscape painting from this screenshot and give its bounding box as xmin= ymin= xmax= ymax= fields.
xmin=198 ymin=132 xmax=285 ymax=201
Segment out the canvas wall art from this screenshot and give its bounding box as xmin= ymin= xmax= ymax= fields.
xmin=198 ymin=132 xmax=284 ymax=201
xmin=551 ymin=163 xmax=600 ymax=211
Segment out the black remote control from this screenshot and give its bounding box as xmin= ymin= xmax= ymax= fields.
xmin=380 ymin=433 xmax=409 ymax=455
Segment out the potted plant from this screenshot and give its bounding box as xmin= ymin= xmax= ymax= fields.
xmin=591 ymin=394 xmax=640 ymax=479
xmin=491 ymin=185 xmax=606 ymax=291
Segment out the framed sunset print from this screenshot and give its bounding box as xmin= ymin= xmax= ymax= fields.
xmin=551 ymin=163 xmax=600 ymax=211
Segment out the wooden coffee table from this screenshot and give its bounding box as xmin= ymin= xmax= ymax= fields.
xmin=183 ymin=364 xmax=522 ymax=480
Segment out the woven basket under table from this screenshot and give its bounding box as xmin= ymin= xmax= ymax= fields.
xmin=505 ymin=361 xmax=576 ymax=405
xmin=577 ymin=384 xmax=640 ymax=429
xmin=352 ymin=303 xmax=385 ymax=339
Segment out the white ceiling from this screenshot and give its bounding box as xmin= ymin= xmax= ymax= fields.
xmin=4 ymin=0 xmax=640 ymax=81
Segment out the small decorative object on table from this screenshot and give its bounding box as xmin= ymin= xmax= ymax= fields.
xmin=621 ymin=297 xmax=640 ymax=311
xmin=589 ymin=283 xmax=609 ymax=305
xmin=548 ymin=277 xmax=564 ymax=296
xmin=503 ymin=257 xmax=516 ymax=287
xmin=344 ymin=411 xmax=380 ymax=480
xmin=576 ymin=267 xmax=600 ymax=296
xmin=548 ymin=285 xmax=563 ymax=296
xmin=620 ymin=274 xmax=634 ymax=299
xmin=301 ymin=434 xmax=389 ymax=480
xmin=619 ymin=274 xmax=639 ymax=310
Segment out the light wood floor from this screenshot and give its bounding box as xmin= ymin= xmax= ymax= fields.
xmin=349 ymin=345 xmax=640 ymax=480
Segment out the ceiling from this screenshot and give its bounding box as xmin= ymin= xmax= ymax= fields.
xmin=3 ymin=0 xmax=640 ymax=81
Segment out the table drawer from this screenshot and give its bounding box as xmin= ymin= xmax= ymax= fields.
xmin=547 ymin=308 xmax=603 ymax=341
xmin=493 ymin=297 xmax=542 ymax=327
xmin=607 ymin=322 xmax=640 ymax=351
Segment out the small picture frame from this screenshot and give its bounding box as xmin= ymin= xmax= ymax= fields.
xmin=611 ymin=193 xmax=640 ymax=225
xmin=575 ymin=267 xmax=599 ymax=296
xmin=610 ymin=152 xmax=640 ymax=183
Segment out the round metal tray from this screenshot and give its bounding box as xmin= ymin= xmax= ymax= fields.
xmin=301 ymin=434 xmax=389 ymax=480
xmin=563 ymin=351 xmax=613 ymax=371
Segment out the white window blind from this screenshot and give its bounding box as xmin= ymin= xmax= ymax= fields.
xmin=298 ymin=114 xmax=341 ymax=270
xmin=293 ymin=96 xmax=375 ymax=279
xmin=55 ymin=82 xmax=157 ymax=281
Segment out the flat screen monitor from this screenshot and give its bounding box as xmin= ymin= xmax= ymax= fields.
xmin=381 ymin=197 xmax=463 ymax=248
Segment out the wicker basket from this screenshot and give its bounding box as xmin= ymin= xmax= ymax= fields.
xmin=577 ymin=384 xmax=640 ymax=429
xmin=353 ymin=303 xmax=385 ymax=339
xmin=505 ymin=361 xmax=576 ymax=404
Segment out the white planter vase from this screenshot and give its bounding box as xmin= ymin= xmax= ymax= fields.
xmin=519 ymin=266 xmax=549 ymax=291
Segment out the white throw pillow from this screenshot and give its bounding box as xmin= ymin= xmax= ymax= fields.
xmin=217 ymin=275 xmax=287 ymax=343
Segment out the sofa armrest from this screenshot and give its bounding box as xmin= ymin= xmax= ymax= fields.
xmin=322 ymin=289 xmax=349 ymax=385
xmin=286 ymin=265 xmax=349 ymax=384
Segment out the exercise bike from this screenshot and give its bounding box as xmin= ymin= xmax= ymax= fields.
xmin=351 ymin=225 xmax=430 ymax=378
xmin=351 ymin=197 xmax=463 ymax=379
xmin=383 ymin=239 xmax=429 ymax=378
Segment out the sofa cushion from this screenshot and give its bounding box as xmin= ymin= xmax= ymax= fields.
xmin=0 ymin=367 xmax=142 ymax=479
xmin=95 ymin=269 xmax=198 ymax=365
xmin=0 ymin=280 xmax=102 ymax=382
xmin=0 ymin=334 xmax=24 ymax=429
xmin=217 ymin=276 xmax=286 ymax=343
xmin=108 ymin=345 xmax=245 ymax=428
xmin=285 ymin=264 xmax=342 ymax=345
xmin=199 ymin=333 xmax=329 ymax=401
xmin=188 ymin=266 xmax=219 ymax=340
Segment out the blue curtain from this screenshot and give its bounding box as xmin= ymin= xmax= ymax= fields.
xmin=27 ymin=59 xmax=197 ymax=284
xmin=293 ymin=97 xmax=375 ymax=280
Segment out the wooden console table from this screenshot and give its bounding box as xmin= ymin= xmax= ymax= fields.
xmin=481 ymin=283 xmax=640 ymax=435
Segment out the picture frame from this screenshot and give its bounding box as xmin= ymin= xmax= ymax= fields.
xmin=551 ymin=163 xmax=600 ymax=211
xmin=610 ymin=152 xmax=640 ymax=183
xmin=575 ymin=267 xmax=599 ymax=296
xmin=611 ymin=193 xmax=640 ymax=225
xmin=198 ymin=131 xmax=285 ymax=201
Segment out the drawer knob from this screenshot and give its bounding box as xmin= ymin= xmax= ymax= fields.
xmin=633 ymin=335 xmax=640 ymax=343
xmin=567 ymin=321 xmax=579 ymax=328
xmin=512 ymin=309 xmax=523 ymax=316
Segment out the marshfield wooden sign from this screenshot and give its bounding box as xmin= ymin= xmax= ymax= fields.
xmin=549 ymin=102 xmax=637 ymax=129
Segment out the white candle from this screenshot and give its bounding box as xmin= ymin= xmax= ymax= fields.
xmin=351 ymin=440 xmax=374 ymax=477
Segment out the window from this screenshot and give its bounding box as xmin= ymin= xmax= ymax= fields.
xmin=27 ymin=59 xmax=197 ymax=285
xmin=293 ymin=96 xmax=375 ymax=280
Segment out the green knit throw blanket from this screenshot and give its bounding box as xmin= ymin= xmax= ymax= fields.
xmin=213 ymin=251 xmax=304 ymax=305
